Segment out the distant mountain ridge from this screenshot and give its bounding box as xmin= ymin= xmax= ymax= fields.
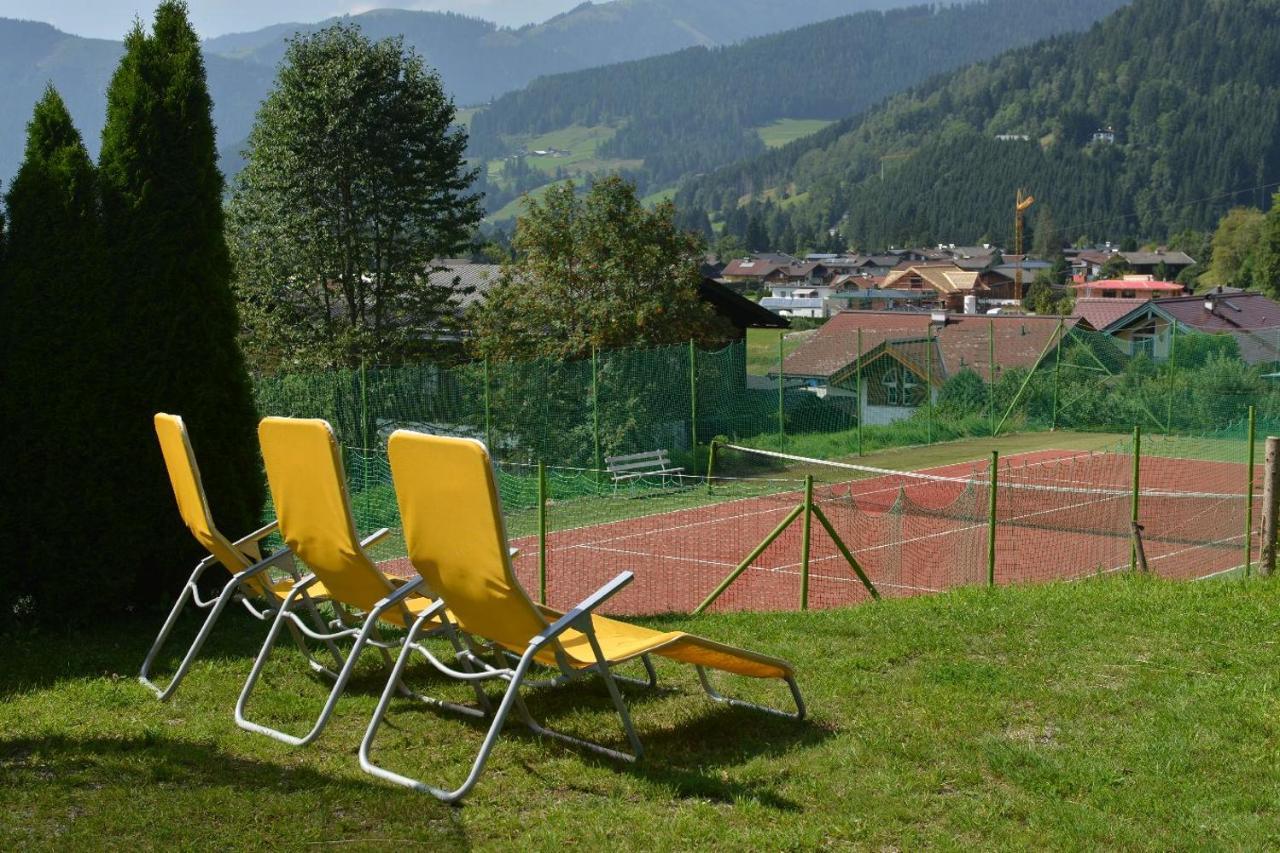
xmin=0 ymin=18 xmax=274 ymax=186
xmin=0 ymin=0 xmax=915 ymax=184
xmin=199 ymin=1 xmax=913 ymax=105
xmin=676 ymin=0 xmax=1280 ymax=248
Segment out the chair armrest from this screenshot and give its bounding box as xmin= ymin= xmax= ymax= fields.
xmin=373 ymin=575 xmax=425 ymax=609
xmin=232 ymin=520 xmax=280 ymax=549
xmin=531 ymin=571 xmax=634 ymax=647
xmin=360 ymin=528 xmax=392 ymax=548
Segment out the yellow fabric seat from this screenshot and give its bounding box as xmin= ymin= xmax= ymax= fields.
xmin=236 ymin=418 xmax=446 ymax=748
xmin=528 ymin=604 xmax=792 ymax=679
xmin=140 ymin=414 xmax=343 ymax=702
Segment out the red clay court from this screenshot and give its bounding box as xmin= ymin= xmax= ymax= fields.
xmin=497 ymin=448 xmax=1259 ymax=616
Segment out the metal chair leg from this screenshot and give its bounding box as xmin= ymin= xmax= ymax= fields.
xmin=140 ymin=562 xmax=238 ymax=701
xmin=695 ymin=666 xmax=806 ymax=721
xmin=360 ymin=636 xmax=541 ymax=803
xmin=235 ymin=578 xmax=422 ymax=747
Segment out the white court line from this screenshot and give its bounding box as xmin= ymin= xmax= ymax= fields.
xmin=551 ymin=538 xmax=941 ymax=595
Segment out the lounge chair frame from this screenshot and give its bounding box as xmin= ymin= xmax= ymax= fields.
xmin=360 ymin=571 xmax=805 ymax=803
xmin=139 ymin=521 xmax=344 ymax=700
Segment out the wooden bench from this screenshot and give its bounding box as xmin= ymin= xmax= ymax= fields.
xmin=605 ymin=450 xmax=684 ymax=489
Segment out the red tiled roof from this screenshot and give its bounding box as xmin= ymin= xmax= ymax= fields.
xmin=1155 ymin=292 xmax=1280 ymax=332
xmin=781 ymin=311 xmax=1081 ymax=380
xmin=721 ymin=259 xmax=782 ymax=278
xmin=1070 ymin=279 xmax=1183 ymax=293
xmin=1072 ymin=298 xmax=1150 ymax=330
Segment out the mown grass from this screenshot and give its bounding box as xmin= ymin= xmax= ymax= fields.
xmin=4 ymin=575 xmax=1279 ymax=848
xmin=746 ymin=326 xmax=818 ymax=375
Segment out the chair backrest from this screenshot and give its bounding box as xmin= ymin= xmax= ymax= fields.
xmin=154 ymin=413 xmax=251 ymax=575
xmin=258 ymin=417 xmax=395 ymax=613
xmin=387 ymin=431 xmax=547 ymax=651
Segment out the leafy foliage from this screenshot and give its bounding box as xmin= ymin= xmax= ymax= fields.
xmin=1204 ymin=207 xmax=1268 ymax=289
xmin=468 ymin=177 xmax=732 ymax=362
xmin=228 ymin=24 xmax=482 ymax=372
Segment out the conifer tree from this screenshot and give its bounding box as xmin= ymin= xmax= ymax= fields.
xmin=97 ymin=1 xmax=263 ymax=611
xmin=0 ymin=87 xmax=110 ymax=621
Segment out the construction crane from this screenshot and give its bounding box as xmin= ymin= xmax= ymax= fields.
xmin=1013 ymin=189 xmax=1035 ymax=301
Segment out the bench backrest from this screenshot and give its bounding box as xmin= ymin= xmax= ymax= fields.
xmin=605 ymin=449 xmax=672 ymax=474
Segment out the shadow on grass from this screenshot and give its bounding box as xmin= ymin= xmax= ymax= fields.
xmin=0 ymin=732 xmax=471 ymax=840
xmin=377 ymin=666 xmax=828 ymax=810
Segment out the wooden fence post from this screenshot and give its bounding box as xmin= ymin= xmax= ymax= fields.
xmin=1261 ymin=436 xmax=1280 ymax=577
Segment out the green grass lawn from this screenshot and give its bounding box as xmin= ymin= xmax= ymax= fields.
xmin=746 ymin=326 xmax=818 ymax=375
xmin=4 ymin=575 xmax=1279 ymax=848
xmin=756 ymin=118 xmax=836 ymax=149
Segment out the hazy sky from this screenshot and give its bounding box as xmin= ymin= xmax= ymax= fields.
xmin=0 ymin=0 xmax=585 ymax=39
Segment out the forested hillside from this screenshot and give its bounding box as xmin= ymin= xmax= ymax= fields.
xmin=677 ymin=0 xmax=1280 ymax=250
xmin=470 ymin=0 xmax=1127 ymax=214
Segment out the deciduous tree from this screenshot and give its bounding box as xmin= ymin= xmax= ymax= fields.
xmin=228 ymin=24 xmax=482 ymax=371
xmin=469 ymin=177 xmax=732 ymax=361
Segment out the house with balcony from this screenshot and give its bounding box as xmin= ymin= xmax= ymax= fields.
xmin=775 ymin=311 xmax=1087 ymax=425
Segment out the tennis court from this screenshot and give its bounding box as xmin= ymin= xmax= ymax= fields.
xmin=496 ymin=446 xmax=1260 ymax=616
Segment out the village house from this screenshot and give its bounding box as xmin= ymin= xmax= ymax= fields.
xmin=1080 ymin=289 xmax=1280 ymax=362
xmin=880 ymin=262 xmax=1014 ymax=311
xmin=430 ymin=259 xmax=788 ymax=344
xmin=776 ymin=311 xmax=1088 ymax=425
xmin=1117 ymin=249 xmax=1196 ymax=278
xmin=1070 ymin=277 xmax=1184 ymax=299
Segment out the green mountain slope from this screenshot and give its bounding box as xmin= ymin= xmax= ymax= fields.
xmin=677 ymin=0 xmax=1280 ymax=248
xmin=468 ymin=0 xmax=1128 ymax=216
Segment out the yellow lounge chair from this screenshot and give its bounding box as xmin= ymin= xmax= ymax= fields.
xmin=235 ymin=417 xmax=476 ymax=747
xmin=140 ymin=413 xmax=345 ymax=701
xmin=359 ymin=430 xmax=805 ymax=801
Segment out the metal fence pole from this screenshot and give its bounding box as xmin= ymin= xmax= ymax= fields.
xmin=1051 ymin=318 xmax=1063 ymax=431
xmin=1245 ymin=406 xmax=1257 ymax=577
xmin=987 ymin=450 xmax=999 ymax=587
xmin=483 ymin=357 xmax=493 ymax=453
xmin=988 ymin=319 xmax=996 ymax=436
xmin=800 ymin=475 xmax=814 ymax=610
xmin=926 ymin=325 xmax=934 ymax=444
xmin=359 ymin=359 xmax=371 ymax=494
xmin=1130 ymin=425 xmax=1142 ymax=572
xmin=538 ymin=461 xmax=548 ymax=605
xmin=688 ymin=339 xmax=698 ymax=453
xmin=1166 ymin=323 xmax=1178 ymax=434
xmin=857 ymin=327 xmax=864 ymax=456
xmin=591 ymin=347 xmax=602 ymax=473
xmin=1260 ymin=436 xmax=1280 ymax=576
xmin=777 ymin=332 xmax=785 ymax=449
